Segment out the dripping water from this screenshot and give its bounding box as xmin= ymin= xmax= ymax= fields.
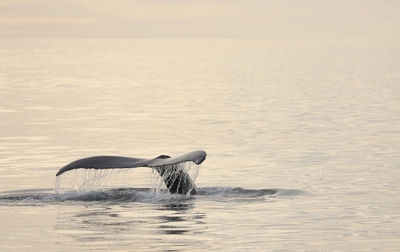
xmin=54 ymin=162 xmax=200 ymax=196
xmin=152 ymin=162 xmax=200 ymax=195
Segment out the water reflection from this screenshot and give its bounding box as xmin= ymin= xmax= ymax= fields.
xmin=158 ymin=202 xmax=194 ymax=211
xmin=155 ymin=202 xmax=206 ymax=235
xmin=158 ymin=227 xmax=188 ymax=235
xmin=54 ymin=198 xmax=207 ymax=249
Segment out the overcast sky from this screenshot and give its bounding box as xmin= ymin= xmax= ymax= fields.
xmin=0 ymin=0 xmax=399 ymax=38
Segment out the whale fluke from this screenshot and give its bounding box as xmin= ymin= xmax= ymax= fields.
xmin=56 ymin=150 xmax=206 ymax=195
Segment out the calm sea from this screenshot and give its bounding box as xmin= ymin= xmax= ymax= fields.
xmin=0 ymin=39 xmax=399 ymax=251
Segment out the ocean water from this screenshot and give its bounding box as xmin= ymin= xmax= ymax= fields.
xmin=0 ymin=39 xmax=399 ymax=251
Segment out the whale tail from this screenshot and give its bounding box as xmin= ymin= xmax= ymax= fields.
xmin=56 ymin=150 xmax=206 ymax=195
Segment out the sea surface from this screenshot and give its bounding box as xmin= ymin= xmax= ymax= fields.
xmin=0 ymin=39 xmax=399 ymax=251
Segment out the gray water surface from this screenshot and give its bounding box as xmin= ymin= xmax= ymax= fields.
xmin=0 ymin=39 xmax=399 ymax=251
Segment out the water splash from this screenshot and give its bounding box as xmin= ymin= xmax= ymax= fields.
xmin=55 ymin=161 xmax=200 ymax=196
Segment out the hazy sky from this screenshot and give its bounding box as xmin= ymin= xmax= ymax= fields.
xmin=0 ymin=0 xmax=399 ymax=38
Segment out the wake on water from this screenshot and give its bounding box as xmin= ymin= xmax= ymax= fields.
xmin=0 ymin=161 xmax=294 ymax=205
xmin=0 ymin=187 xmax=278 ymax=205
